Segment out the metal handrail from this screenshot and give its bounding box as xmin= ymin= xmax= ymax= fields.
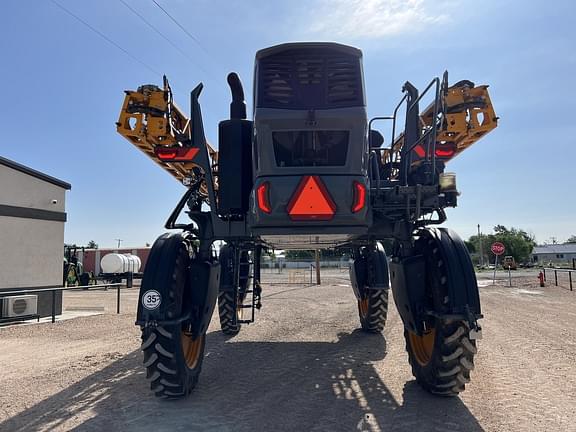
xmin=391 ymin=93 xmax=408 ymax=147
xmin=0 ymin=284 xmax=121 ymax=296
xmin=389 ymin=93 xmax=408 ymax=178
xmin=542 ymin=267 xmax=574 ymax=291
xmin=0 ymin=283 xmax=125 ymax=324
xmin=402 ymin=77 xmax=441 ymax=185
xmin=369 ymin=74 xmax=446 ymax=187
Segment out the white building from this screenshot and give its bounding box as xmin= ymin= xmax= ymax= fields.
xmin=532 ymin=244 xmax=576 ymax=267
xmin=0 ymin=156 xmax=70 ymax=317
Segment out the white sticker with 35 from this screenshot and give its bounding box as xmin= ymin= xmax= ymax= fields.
xmin=142 ymin=290 xmax=161 ymax=310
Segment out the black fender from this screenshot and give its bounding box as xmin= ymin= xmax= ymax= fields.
xmin=136 ymin=232 xmax=220 ymax=339
xmin=390 ymin=228 xmax=481 ymax=334
xmin=431 ymin=228 xmax=481 ymax=316
xmin=389 ymin=255 xmax=426 ymax=333
xmin=188 ymin=259 xmax=220 ymax=339
xmin=218 ymin=244 xmax=235 ymax=293
xmin=350 ymin=242 xmax=390 ymax=300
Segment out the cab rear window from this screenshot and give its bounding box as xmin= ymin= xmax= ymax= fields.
xmin=273 ymin=130 xmax=349 ymax=167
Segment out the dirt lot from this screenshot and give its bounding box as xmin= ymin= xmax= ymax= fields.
xmin=0 ymin=271 xmax=575 ymax=431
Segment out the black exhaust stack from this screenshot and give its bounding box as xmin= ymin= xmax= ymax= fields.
xmin=217 ymin=72 xmax=253 ymax=218
xmin=227 ymin=72 xmax=247 ymax=120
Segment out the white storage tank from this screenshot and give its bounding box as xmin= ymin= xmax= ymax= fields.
xmin=100 ymin=253 xmax=141 ymax=274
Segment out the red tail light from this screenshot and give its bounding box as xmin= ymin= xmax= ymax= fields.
xmin=352 ymin=181 xmax=366 ymax=213
xmin=287 ymin=175 xmax=336 ymax=221
xmin=435 ymin=148 xmax=455 ymax=158
xmin=155 ymin=146 xmax=199 ymax=161
xmin=413 ymin=145 xmax=456 ymax=159
xmin=256 ymin=182 xmax=272 ymax=214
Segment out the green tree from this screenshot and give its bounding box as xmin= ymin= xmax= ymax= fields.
xmin=285 ymin=250 xmax=313 ymax=259
xmin=468 ymin=225 xmax=535 ymax=263
xmin=284 ymin=249 xmax=346 ymax=259
xmin=87 ymin=240 xmax=98 ymax=249
xmin=565 ymin=235 xmax=576 ymax=244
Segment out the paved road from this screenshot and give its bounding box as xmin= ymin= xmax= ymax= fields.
xmin=0 ymin=273 xmax=575 ymax=431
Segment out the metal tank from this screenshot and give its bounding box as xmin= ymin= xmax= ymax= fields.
xmin=100 ymin=253 xmax=141 ymax=274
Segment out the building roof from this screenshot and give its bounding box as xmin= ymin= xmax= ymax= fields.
xmin=533 ymin=244 xmax=576 ymax=254
xmin=0 ymin=156 xmax=71 ymax=190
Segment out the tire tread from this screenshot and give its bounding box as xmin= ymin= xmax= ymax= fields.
xmin=359 ymin=289 xmax=388 ymax=333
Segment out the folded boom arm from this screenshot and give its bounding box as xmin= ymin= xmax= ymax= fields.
xmin=382 ymin=78 xmax=498 ymax=179
xmin=116 ymin=77 xmax=218 ymax=195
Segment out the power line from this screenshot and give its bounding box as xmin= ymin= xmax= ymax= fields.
xmin=119 ymin=0 xmax=209 ymax=75
xmin=151 ymin=0 xmax=210 ymax=56
xmin=50 ymin=0 xmax=161 ymax=77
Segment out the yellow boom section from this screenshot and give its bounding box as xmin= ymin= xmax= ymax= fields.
xmin=116 ymin=77 xmax=218 ymax=185
xmin=426 ymin=82 xmax=497 ymax=156
xmin=383 ymin=80 xmax=498 ymax=170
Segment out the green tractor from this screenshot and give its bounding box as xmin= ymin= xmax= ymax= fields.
xmin=63 ymin=245 xmax=94 ymax=287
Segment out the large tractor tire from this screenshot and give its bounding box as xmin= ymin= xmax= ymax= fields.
xmin=218 ymin=291 xmax=243 ymax=336
xmin=217 ymin=246 xmax=250 ymax=336
xmin=403 ymin=229 xmax=478 ymax=396
xmin=139 ymin=236 xmax=205 ymax=398
xmin=358 ymin=289 xmax=388 ymax=333
xmin=351 ymin=242 xmax=390 ymax=333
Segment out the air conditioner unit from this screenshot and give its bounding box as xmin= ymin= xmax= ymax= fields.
xmin=1 ymin=295 xmax=38 ymax=318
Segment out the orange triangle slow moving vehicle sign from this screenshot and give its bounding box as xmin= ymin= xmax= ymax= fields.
xmin=287 ymin=175 xmax=336 ymax=221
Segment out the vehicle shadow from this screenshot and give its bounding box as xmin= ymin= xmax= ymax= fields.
xmin=0 ymin=330 xmax=483 ymax=432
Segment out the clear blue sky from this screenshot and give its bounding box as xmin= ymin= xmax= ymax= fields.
xmin=1 ymin=0 xmax=574 ymax=247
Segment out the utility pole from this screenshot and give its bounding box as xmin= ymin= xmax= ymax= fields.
xmin=478 ymin=224 xmax=484 ymax=267
xmin=115 ymin=238 xmax=123 ymax=249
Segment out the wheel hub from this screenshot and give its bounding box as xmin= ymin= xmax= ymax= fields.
xmin=408 ymin=328 xmax=436 ymax=366
xmin=181 ymin=331 xmax=202 ymax=369
xmin=358 ymin=297 xmax=369 ymax=318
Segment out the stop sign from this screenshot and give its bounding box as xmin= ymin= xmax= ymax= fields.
xmin=491 ymin=242 xmax=505 ymax=256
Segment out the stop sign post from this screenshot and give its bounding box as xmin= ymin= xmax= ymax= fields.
xmin=491 ymin=242 xmax=505 ymax=284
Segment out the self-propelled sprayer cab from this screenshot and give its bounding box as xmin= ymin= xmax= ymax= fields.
xmin=250 ymin=43 xmax=371 ymax=244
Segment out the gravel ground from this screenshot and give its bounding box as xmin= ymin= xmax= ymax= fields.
xmin=0 ymin=271 xmax=575 ymax=431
